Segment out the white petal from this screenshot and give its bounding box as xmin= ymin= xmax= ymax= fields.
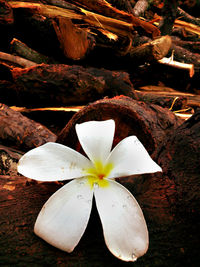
xmin=18 ymin=142 xmax=92 ymax=181
xmin=94 ymin=180 xmax=148 ymax=262
xmin=75 ymin=120 xmax=115 ymax=164
xmin=107 ymin=136 xmax=162 ymax=178
xmin=34 ymin=178 xmax=93 ymax=252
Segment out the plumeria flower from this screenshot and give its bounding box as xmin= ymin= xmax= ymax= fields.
xmin=17 ymin=119 xmax=162 ymax=262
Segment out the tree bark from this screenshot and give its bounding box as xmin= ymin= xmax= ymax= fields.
xmin=156 ymin=108 xmax=200 ymax=216
xmin=0 ymin=103 xmax=57 ymax=151
xmin=0 ymin=173 xmax=199 ymax=266
xmin=57 ymin=96 xmax=182 ymax=156
xmin=7 ymin=64 xmax=136 ymax=107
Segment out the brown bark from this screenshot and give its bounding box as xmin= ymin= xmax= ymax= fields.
xmin=125 ymin=35 xmax=171 ymax=62
xmin=172 ymin=37 xmax=200 ymax=54
xmin=1 ymin=105 xmax=199 ymax=266
xmin=0 ymin=51 xmax=38 ymax=68
xmin=8 ymin=64 xmax=136 ymax=107
xmin=0 ymin=103 xmax=57 ymax=151
xmin=138 ymin=85 xmax=200 ymax=109
xmin=10 ymin=38 xmax=57 ymax=64
xmin=136 ymin=91 xmax=187 ymax=110
xmin=156 ymin=108 xmax=200 ymax=216
xmin=170 ymin=43 xmax=200 ymax=68
xmin=1 ymin=174 xmax=199 ymax=266
xmin=57 ymin=96 xmax=182 ymax=156
xmin=177 ymin=7 xmax=200 ymax=26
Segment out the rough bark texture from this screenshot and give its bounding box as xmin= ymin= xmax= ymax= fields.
xmin=126 ymin=35 xmax=171 ymax=64
xmin=0 ymin=103 xmax=57 ymax=151
xmin=10 ymin=38 xmax=56 ymax=64
xmin=156 ymin=108 xmax=200 ymax=216
xmin=9 ymin=64 xmax=136 ymax=107
xmin=0 ymin=103 xmax=199 ymax=267
xmin=57 ymin=96 xmax=182 ymax=156
xmin=0 ymin=165 xmax=199 ymax=266
xmin=136 ymin=91 xmax=187 ymax=110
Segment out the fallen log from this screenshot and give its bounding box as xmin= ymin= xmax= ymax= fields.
xmin=1 ymin=173 xmax=199 ymax=266
xmin=0 ymin=103 xmax=57 ymax=151
xmin=156 ymin=108 xmax=200 ymax=216
xmin=57 ymin=96 xmax=182 ymax=156
xmin=5 ymin=64 xmax=137 ymax=107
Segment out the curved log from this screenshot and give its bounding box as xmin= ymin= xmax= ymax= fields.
xmin=1 ymin=108 xmax=199 ymax=266
xmin=57 ymin=96 xmax=182 ymax=156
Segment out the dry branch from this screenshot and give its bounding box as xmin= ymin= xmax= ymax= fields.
xmin=10 ymin=38 xmax=56 ymax=64
xmin=0 ymin=51 xmax=38 ymax=68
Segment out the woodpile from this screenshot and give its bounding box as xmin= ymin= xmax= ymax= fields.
xmin=1 ymin=0 xmax=200 ymax=266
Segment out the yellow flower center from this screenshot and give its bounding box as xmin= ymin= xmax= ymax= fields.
xmin=85 ymin=160 xmax=113 ymax=188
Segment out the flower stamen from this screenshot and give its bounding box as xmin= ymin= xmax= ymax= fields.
xmin=98 ymin=174 xmax=105 ymax=180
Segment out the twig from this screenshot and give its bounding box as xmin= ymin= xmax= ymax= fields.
xmin=10 ymin=38 xmax=56 ymax=64
xmin=177 ymin=7 xmax=200 ymax=26
xmin=0 ymin=51 xmax=38 ymax=68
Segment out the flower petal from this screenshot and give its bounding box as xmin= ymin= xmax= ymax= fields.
xmin=94 ymin=180 xmax=148 ymax=262
xmin=107 ymin=136 xmax=162 ymax=178
xmin=34 ymin=178 xmax=93 ymax=252
xmin=18 ymin=142 xmax=92 ymax=181
xmin=75 ymin=120 xmax=115 ymax=164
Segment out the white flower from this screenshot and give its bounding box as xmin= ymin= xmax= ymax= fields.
xmin=17 ymin=119 xmax=162 ymax=262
